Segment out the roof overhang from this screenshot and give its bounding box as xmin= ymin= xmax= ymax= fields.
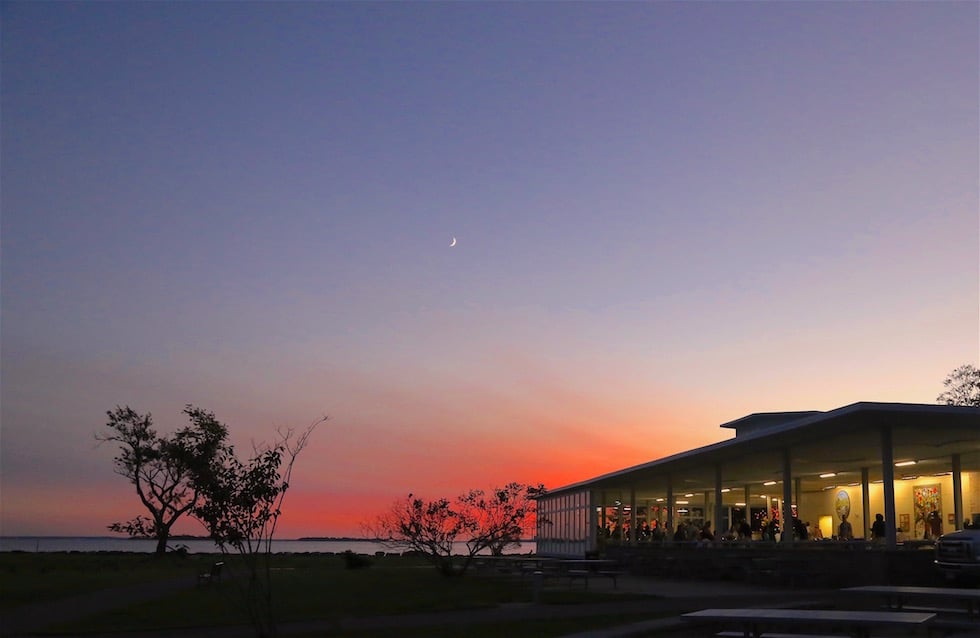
xmin=544 ymin=402 xmax=980 ymax=500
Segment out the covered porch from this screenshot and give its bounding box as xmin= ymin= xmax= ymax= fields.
xmin=536 ymin=403 xmax=980 ymax=560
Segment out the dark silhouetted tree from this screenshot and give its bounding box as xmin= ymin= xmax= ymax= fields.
xmin=97 ymin=405 xmax=228 ymax=556
xmin=461 ymin=482 xmax=546 ymax=556
xmin=937 ymin=364 xmax=980 ymax=407
xmin=193 ymin=417 xmax=324 ymax=638
xmin=365 ymin=482 xmax=545 ymax=577
xmin=367 ymin=494 xmax=462 ymax=576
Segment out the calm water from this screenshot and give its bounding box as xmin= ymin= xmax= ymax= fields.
xmin=0 ymin=537 xmax=536 ymax=555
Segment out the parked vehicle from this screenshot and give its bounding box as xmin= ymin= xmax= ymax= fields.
xmin=935 ymin=527 xmax=980 ymax=584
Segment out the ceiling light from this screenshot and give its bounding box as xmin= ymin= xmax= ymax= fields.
xmin=684 ymin=493 xmax=694 ymax=498
xmin=655 ymin=498 xmax=664 ymax=502
xmin=822 ymin=485 xmax=836 ymax=490
xmin=735 ymin=502 xmax=746 ymax=507
xmin=901 ymin=475 xmax=919 ymax=480
xmin=721 ymin=488 xmax=731 ymax=493
xmin=676 ymin=500 xmax=689 ymax=505
xmin=895 ymin=460 xmax=917 ymax=467
xmin=819 ymin=473 xmax=836 ymax=478
xmin=763 ymin=481 xmax=777 ymax=486
xmin=848 ymin=483 xmax=860 ymax=487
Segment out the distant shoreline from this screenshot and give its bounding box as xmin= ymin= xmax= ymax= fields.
xmin=0 ymin=535 xmax=375 ymax=542
xmin=1 ymin=536 xmax=534 ymax=542
xmin=0 ymin=536 xmax=536 ymax=555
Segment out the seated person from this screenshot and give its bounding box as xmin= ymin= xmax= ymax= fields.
xmin=699 ymin=521 xmax=714 ymax=543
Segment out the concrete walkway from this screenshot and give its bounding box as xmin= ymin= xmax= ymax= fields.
xmin=0 ymin=572 xmax=833 ymax=638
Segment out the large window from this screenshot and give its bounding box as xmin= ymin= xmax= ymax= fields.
xmin=536 ymin=490 xmax=594 ymax=556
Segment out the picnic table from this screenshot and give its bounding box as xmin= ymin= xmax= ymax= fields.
xmin=841 ymin=585 xmax=980 ymax=618
xmin=558 ymin=558 xmax=624 ymax=589
xmin=517 ymin=557 xmax=559 ymax=578
xmin=681 ymin=607 xmax=935 ymax=638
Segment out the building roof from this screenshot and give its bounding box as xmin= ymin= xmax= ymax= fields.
xmin=544 ymin=402 xmax=980 ymax=500
xmin=719 ymin=411 xmax=823 ymax=436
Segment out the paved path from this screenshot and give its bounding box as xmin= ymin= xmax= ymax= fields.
xmin=0 ymin=573 xmax=830 ymax=637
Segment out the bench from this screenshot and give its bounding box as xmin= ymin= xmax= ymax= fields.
xmin=841 ymin=585 xmax=980 ymax=618
xmin=198 ymin=561 xmax=224 ymax=586
xmin=565 ymin=568 xmax=625 ymax=589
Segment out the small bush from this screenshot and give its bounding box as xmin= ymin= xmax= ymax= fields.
xmin=341 ymin=550 xmax=372 ymax=570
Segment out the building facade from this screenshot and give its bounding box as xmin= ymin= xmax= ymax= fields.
xmin=536 ymin=402 xmax=980 ymax=556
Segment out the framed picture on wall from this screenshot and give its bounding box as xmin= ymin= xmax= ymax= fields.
xmin=913 ymin=484 xmax=941 ymax=539
xmin=899 ymin=513 xmax=910 ymax=532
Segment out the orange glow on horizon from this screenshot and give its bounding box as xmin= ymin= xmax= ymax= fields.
xmin=2 ymin=405 xmax=732 ymax=539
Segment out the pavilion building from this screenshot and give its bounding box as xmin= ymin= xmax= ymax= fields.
xmin=535 ymin=402 xmax=979 ymax=557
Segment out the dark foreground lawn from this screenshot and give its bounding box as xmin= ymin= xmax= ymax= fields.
xmin=0 ymin=550 xmax=192 ymax=608
xmin=1 ymin=552 xmax=662 ymax=636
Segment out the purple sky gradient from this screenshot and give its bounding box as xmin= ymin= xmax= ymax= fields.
xmin=2 ymin=1 xmax=977 ymax=537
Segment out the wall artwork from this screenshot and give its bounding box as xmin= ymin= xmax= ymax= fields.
xmin=834 ymin=490 xmax=851 ymax=521
xmin=913 ymin=484 xmax=941 ymax=539
xmin=899 ymin=513 xmax=910 ymax=533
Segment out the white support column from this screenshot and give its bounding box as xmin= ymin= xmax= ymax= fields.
xmin=589 ymin=491 xmax=598 ymax=552
xmin=629 ymin=485 xmax=637 ymax=546
xmin=600 ymin=490 xmax=607 ymax=533
xmin=714 ymin=463 xmax=723 ymax=542
xmin=861 ymin=467 xmax=870 ymax=541
xmin=744 ymin=485 xmax=751 ymax=520
xmin=794 ymin=477 xmax=802 ymax=538
xmin=953 ymin=453 xmax=963 ymax=531
xmin=781 ymin=447 xmax=793 ymax=543
xmin=616 ymin=496 xmax=623 ymax=543
xmin=666 ymin=476 xmax=674 ymax=544
xmin=880 ymin=425 xmax=897 ymax=548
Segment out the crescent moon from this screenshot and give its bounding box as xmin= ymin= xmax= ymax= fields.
xmin=450 ymin=237 xmax=457 ymax=247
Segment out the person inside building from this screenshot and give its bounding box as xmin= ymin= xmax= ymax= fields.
xmin=927 ymin=510 xmax=943 ymax=539
xmin=871 ymin=513 xmax=886 ymax=542
xmin=838 ymin=513 xmax=853 ymax=541
xmin=792 ymin=516 xmax=808 ymax=540
xmin=808 ymin=521 xmax=823 ymax=540
xmin=673 ymin=521 xmax=688 ymax=542
xmin=738 ymin=519 xmax=752 ymax=540
xmin=698 ymin=521 xmax=715 ymax=544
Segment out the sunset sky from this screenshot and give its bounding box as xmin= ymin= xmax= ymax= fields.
xmin=2 ymin=2 xmax=977 ymax=538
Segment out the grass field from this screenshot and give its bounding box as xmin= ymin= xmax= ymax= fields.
xmin=1 ymin=551 xmax=663 ymax=636
xmin=0 ymin=550 xmax=195 ymax=608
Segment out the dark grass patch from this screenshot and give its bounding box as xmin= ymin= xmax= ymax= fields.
xmin=0 ymin=551 xmax=201 ymax=608
xmin=313 ymin=612 xmax=675 ymax=638
xmin=30 ymin=554 xmax=654 ymax=634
